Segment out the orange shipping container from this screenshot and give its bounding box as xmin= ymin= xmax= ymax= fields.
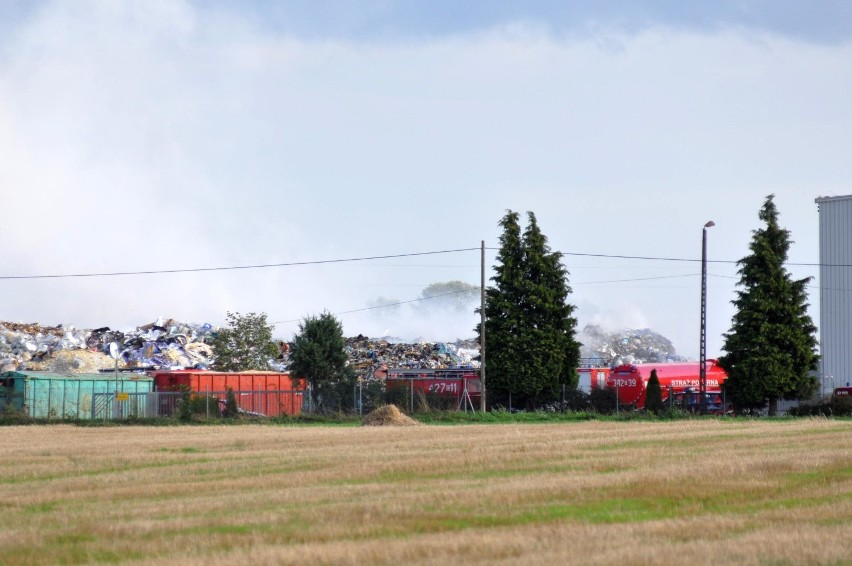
xmin=151 ymin=370 xmax=304 ymax=416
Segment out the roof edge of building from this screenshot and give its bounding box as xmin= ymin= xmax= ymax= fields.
xmin=815 ymin=194 xmax=852 ymax=204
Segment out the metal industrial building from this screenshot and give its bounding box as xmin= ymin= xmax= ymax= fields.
xmin=815 ymin=195 xmax=852 ymax=393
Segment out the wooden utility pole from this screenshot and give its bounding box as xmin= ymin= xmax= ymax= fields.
xmin=480 ymin=240 xmax=486 ymax=412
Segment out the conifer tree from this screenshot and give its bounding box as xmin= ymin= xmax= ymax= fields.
xmin=645 ymin=369 xmax=663 ymax=415
xmin=479 ymin=211 xmax=580 ymax=409
xmin=478 ymin=211 xmax=525 ymax=408
xmin=718 ymin=195 xmax=819 ymax=415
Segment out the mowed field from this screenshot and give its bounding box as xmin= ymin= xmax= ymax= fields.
xmin=0 ymin=420 xmax=850 ymax=565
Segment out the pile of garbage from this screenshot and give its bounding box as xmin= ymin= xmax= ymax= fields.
xmin=0 ymin=318 xmax=217 ymax=373
xmin=578 ymin=324 xmax=687 ymax=366
xmin=342 ymin=335 xmax=480 ymax=378
xmin=3 ymin=318 xmax=686 ymax=376
xmin=0 ymin=319 xmax=481 ymax=376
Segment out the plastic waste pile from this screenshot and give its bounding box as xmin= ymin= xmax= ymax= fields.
xmin=1 ymin=319 xmax=481 ymax=376
xmin=4 ymin=318 xmax=687 ymax=375
xmin=0 ymin=318 xmax=217 ymax=373
xmin=340 ymin=335 xmax=480 ymax=378
xmin=578 ymin=324 xmax=687 ymax=366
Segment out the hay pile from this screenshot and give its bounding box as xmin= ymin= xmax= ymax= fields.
xmin=361 ymin=405 xmax=421 ymax=427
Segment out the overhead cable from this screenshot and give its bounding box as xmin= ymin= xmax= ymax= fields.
xmin=0 ymin=248 xmax=479 ymax=280
xmin=0 ymin=245 xmax=836 ymax=281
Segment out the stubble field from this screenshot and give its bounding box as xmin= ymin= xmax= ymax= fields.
xmin=0 ymin=419 xmax=850 ymax=565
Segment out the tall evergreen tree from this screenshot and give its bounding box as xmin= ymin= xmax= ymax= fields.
xmin=479 ymin=211 xmax=580 ymax=409
xmin=718 ymin=195 xmax=819 ymax=415
xmin=478 ymin=211 xmax=525 ymax=408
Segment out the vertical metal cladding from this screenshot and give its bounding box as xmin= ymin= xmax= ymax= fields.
xmin=0 ymin=371 xmax=154 ymax=419
xmin=816 ymin=195 xmax=852 ymax=391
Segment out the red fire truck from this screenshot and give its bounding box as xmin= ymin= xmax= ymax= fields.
xmin=602 ymin=360 xmax=729 ymax=411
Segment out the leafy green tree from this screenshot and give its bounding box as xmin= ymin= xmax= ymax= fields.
xmin=210 ymin=312 xmax=279 ymax=371
xmin=288 ymin=311 xmax=351 ymax=412
xmin=718 ymin=195 xmax=819 ymax=415
xmin=478 ymin=211 xmax=581 ymax=409
xmin=645 ymin=369 xmax=663 ymax=415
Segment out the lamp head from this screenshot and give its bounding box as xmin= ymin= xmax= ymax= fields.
xmin=704 ymin=221 xmax=716 ymax=229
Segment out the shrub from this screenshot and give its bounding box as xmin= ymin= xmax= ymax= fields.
xmin=177 ymin=385 xmax=193 ymax=422
xmin=590 ymin=387 xmax=617 ymax=414
xmin=788 ymin=395 xmax=852 ymax=417
xmin=188 ymin=394 xmax=221 ymax=418
xmin=561 ymin=387 xmax=591 ymax=412
xmin=645 ymin=370 xmax=664 ymax=415
xmin=222 ymin=387 xmax=239 ymax=419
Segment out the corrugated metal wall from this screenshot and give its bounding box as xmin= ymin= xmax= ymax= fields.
xmin=816 ymin=196 xmax=852 ymax=391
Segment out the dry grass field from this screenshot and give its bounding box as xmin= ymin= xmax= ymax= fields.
xmin=0 ymin=419 xmax=850 ymax=565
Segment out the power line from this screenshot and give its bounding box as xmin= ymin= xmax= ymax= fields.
xmin=573 ymin=273 xmax=698 ymax=285
xmin=488 ymin=247 xmax=833 ymax=268
xmin=0 ymin=248 xmax=479 ymax=280
xmin=0 ymin=245 xmax=835 ymax=281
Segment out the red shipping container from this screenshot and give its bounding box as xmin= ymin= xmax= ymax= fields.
xmin=151 ymin=370 xmax=304 ymax=416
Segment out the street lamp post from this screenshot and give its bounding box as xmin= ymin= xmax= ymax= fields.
xmin=700 ymin=221 xmax=715 ymax=414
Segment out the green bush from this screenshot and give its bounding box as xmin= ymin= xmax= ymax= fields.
xmin=645 ymin=370 xmax=664 ymax=415
xmin=222 ymin=388 xmax=239 ymax=419
xmin=787 ymin=395 xmax=852 ymax=417
xmin=590 ymin=387 xmax=617 ymax=414
xmin=177 ymin=385 xmax=193 ymax=422
xmin=561 ymin=388 xmax=591 ymax=412
xmin=188 ymin=394 xmax=221 ymax=418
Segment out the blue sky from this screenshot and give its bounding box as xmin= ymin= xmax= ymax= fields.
xmin=214 ymin=0 xmax=852 ymax=43
xmin=1 ymin=1 xmax=851 ymax=358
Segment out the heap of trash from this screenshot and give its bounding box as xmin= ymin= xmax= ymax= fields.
xmin=0 ymin=318 xmax=217 ymax=373
xmin=341 ymin=335 xmax=480 ymax=378
xmin=578 ymin=324 xmax=687 ymax=366
xmin=2 ymin=318 xmax=685 ymax=376
xmin=0 ymin=319 xmax=481 ymax=376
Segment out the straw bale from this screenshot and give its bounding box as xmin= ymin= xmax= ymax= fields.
xmin=361 ymin=404 xmax=421 ymax=427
